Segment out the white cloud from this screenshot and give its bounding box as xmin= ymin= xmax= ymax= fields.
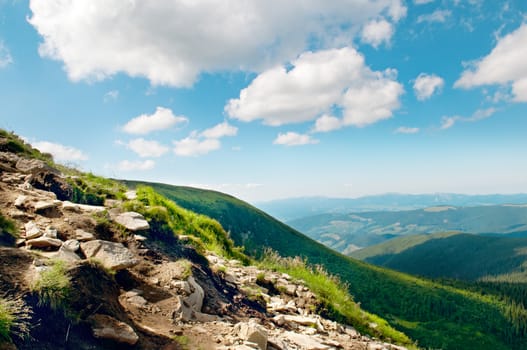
xmin=123 ymin=107 xmax=188 ymax=135
xmin=455 ymin=24 xmax=527 ymax=102
xmin=32 ymin=141 xmax=88 ymax=161
xmin=200 ymin=121 xmax=238 ymax=139
xmin=313 ymin=114 xmax=342 ymax=133
xmin=103 ymin=90 xmax=119 ymax=102
xmin=173 ymin=122 xmax=238 ymax=157
xmin=273 ymin=132 xmax=319 ymax=146
xmin=414 ymin=0 xmax=434 ymax=4
xmin=116 ymin=159 xmax=155 ymax=171
xmin=413 ymin=73 xmax=444 ymax=100
xmin=127 ymin=138 xmax=169 ymax=158
xmin=226 ymin=47 xmax=403 ymax=129
xmin=417 ymin=10 xmax=451 ymax=23
xmin=0 ymin=41 xmax=13 ymax=68
xmin=173 ymin=136 xmax=220 ymax=157
xmin=361 ymin=19 xmax=394 ymax=48
xmin=395 ymin=126 xmax=420 ymax=134
xmin=440 ymin=108 xmax=496 ymax=130
xmin=28 ymin=0 xmax=405 ymax=86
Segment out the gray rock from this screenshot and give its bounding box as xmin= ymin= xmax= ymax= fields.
xmin=80 ymin=240 xmax=138 ymax=271
xmin=234 ymin=320 xmax=268 ymax=350
xmin=26 ymin=237 xmax=63 ymax=249
xmin=57 ymin=246 xmax=81 ymax=262
xmin=124 ymin=190 xmax=137 ymax=200
xmin=114 ymin=211 xmax=149 ymax=231
xmin=89 ymin=314 xmax=138 ymax=345
xmin=75 ymin=229 xmax=95 ymax=242
xmin=15 ymin=158 xmax=59 ymax=174
xmin=43 ymin=226 xmax=58 ymax=238
xmin=24 ymin=221 xmax=42 ymax=239
xmin=282 ymin=331 xmax=331 ymax=350
xmin=62 ymin=239 xmax=80 ymax=252
xmin=34 ymin=200 xmax=60 ymax=211
xmin=14 ymin=195 xmax=27 ymax=208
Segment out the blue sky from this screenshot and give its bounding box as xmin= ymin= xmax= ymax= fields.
xmin=0 ymin=0 xmax=526 ymax=203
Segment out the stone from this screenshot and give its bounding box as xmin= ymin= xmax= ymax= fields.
xmin=124 ymin=190 xmax=137 ymax=200
xmin=171 ymin=280 xmax=191 ymax=294
xmin=186 ymin=276 xmax=205 ymax=311
xmin=14 ymin=195 xmax=27 ymax=208
xmin=57 ymin=246 xmax=81 ymax=262
xmin=172 ymin=277 xmax=217 ymax=322
xmin=62 ymin=239 xmax=80 ymax=252
xmin=34 ymin=200 xmax=60 ymax=211
xmin=279 ymin=315 xmax=324 ymax=332
xmin=282 ymin=331 xmax=331 ymax=350
xmin=43 ymin=226 xmax=58 ymax=238
xmin=26 ymin=237 xmax=63 ymax=249
xmin=15 ymin=158 xmax=59 ymax=175
xmin=80 ymin=240 xmax=138 ymax=271
xmin=75 ymin=229 xmax=95 ymax=242
xmin=114 ymin=211 xmax=150 ymax=231
xmin=62 ymin=201 xmax=106 ymax=213
xmin=24 ymin=221 xmax=42 ymax=239
xmin=133 ymin=234 xmax=147 ymax=242
xmin=127 ymin=295 xmax=148 ymax=308
xmin=89 ymin=314 xmax=138 ymax=345
xmin=234 ymin=320 xmax=268 ymax=350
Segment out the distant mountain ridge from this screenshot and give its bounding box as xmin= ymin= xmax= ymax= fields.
xmin=286 ymin=204 xmax=527 ymax=253
xmin=351 ymin=232 xmax=527 ymax=282
xmin=256 ymin=193 xmax=527 ymax=221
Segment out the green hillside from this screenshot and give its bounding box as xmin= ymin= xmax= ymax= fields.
xmin=124 ymin=180 xmax=527 ymax=349
xmin=351 ymin=232 xmax=527 ymax=281
xmin=287 ymin=205 xmax=527 ymax=253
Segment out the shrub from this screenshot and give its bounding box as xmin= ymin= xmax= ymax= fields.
xmin=31 ymin=260 xmax=71 ymax=310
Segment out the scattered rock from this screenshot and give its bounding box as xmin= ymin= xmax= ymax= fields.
xmin=80 ymin=240 xmax=138 ymax=271
xmin=114 ymin=211 xmax=150 ymax=231
xmin=62 ymin=239 xmax=80 ymax=252
xmin=75 ymin=229 xmax=95 ymax=242
xmin=26 ymin=236 xmax=63 ymax=249
xmin=62 ymin=201 xmax=106 ymax=213
xmin=24 ymin=221 xmax=42 ymax=239
xmin=282 ymin=331 xmax=332 ymax=350
xmin=33 ymin=200 xmax=60 ymax=212
xmin=89 ymin=314 xmax=139 ymax=345
xmin=234 ymin=320 xmax=268 ymax=350
xmin=14 ymin=195 xmax=27 ymax=208
xmin=43 ymin=226 xmax=58 ymax=238
xmin=57 ymin=246 xmax=81 ymax=262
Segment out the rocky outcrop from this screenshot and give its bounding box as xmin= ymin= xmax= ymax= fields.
xmin=80 ymin=240 xmax=138 ymax=271
xmin=234 ymin=320 xmax=268 ymax=350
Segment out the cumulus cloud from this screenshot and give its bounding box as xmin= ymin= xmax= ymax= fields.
xmin=123 ymin=107 xmax=188 ymax=135
xmin=32 ymin=141 xmax=88 ymax=161
xmin=313 ymin=114 xmax=342 ymax=133
xmin=395 ymin=126 xmax=420 ymax=134
xmin=455 ymin=23 xmax=527 ymax=102
xmin=417 ymin=9 xmax=451 ymax=23
xmin=116 ymin=159 xmax=155 ymax=171
xmin=413 ymin=73 xmax=444 ymax=100
xmin=0 ymin=41 xmax=13 ymax=68
xmin=273 ymin=132 xmax=319 ymax=146
xmin=28 ymin=0 xmax=405 ymax=86
xmin=361 ymin=19 xmax=394 ymax=48
xmin=226 ymin=47 xmax=403 ymax=130
xmin=126 ymin=138 xmax=169 ymax=158
xmin=440 ymin=108 xmax=496 ymax=130
xmin=173 ymin=122 xmax=238 ymax=157
xmin=414 ymin=0 xmax=434 ymax=4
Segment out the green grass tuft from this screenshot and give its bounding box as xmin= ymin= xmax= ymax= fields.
xmin=31 ymin=260 xmax=71 ymax=310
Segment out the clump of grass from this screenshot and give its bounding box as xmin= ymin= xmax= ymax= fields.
xmin=31 ymin=260 xmax=71 ymax=310
xmin=0 ymin=213 xmax=18 ymax=246
xmin=172 ymin=335 xmax=189 ymax=349
xmin=67 ymin=173 xmax=127 ymax=205
xmin=0 ymin=129 xmax=53 ymax=162
xmin=0 ymin=296 xmax=33 ymax=343
xmin=259 ymin=249 xmax=414 ymax=346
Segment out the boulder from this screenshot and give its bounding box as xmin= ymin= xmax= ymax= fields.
xmin=57 ymin=246 xmax=81 ymax=262
xmin=26 ymin=237 xmax=63 ymax=249
xmin=62 ymin=239 xmax=80 ymax=252
xmin=114 ymin=212 xmax=150 ymax=231
xmin=34 ymin=200 xmax=60 ymax=211
xmin=282 ymin=331 xmax=332 ymax=350
xmin=88 ymin=314 xmax=138 ymax=345
xmin=63 ymin=201 xmax=106 ymax=213
xmin=75 ymin=229 xmax=95 ymax=242
xmin=14 ymin=195 xmax=27 ymax=208
xmin=234 ymin=320 xmax=268 ymax=350
xmin=43 ymin=226 xmax=58 ymax=238
xmin=24 ymin=221 xmax=42 ymax=239
xmin=80 ymin=240 xmax=138 ymax=271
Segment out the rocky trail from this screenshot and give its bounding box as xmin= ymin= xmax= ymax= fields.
xmin=0 ymin=145 xmax=408 ymax=350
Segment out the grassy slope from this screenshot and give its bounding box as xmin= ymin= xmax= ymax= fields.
xmin=124 ymin=181 xmax=527 ymax=350
xmin=351 ymin=232 xmax=527 ymax=281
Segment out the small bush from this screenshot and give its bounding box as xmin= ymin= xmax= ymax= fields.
xmin=31 ymin=260 xmax=71 ymax=310
xmin=0 ymin=213 xmax=17 ymax=246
